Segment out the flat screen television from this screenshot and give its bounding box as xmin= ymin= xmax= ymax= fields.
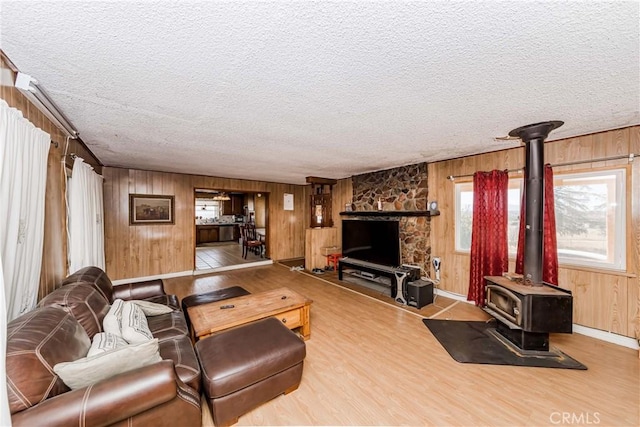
xmin=342 ymin=219 xmax=400 ymax=267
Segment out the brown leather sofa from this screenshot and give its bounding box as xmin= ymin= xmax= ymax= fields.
xmin=6 ymin=266 xmax=202 ymax=427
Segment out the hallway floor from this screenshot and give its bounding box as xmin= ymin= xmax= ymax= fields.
xmin=195 ymin=242 xmax=267 ymax=270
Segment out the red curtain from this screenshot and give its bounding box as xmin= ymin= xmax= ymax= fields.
xmin=467 ymin=170 xmax=509 ymax=306
xmin=515 ymin=164 xmax=559 ymax=285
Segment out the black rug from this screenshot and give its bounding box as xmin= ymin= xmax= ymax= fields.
xmin=423 ymin=319 xmax=587 ymax=370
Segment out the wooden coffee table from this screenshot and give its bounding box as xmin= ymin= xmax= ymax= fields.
xmin=187 ymin=287 xmax=312 ymax=341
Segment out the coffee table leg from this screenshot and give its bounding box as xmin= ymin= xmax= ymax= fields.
xmin=300 ymin=305 xmax=311 ymax=340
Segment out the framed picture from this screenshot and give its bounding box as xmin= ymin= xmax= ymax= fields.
xmin=129 ymin=194 xmax=175 ymax=225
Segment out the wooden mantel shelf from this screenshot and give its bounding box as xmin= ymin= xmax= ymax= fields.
xmin=339 ymin=210 xmax=440 ymax=217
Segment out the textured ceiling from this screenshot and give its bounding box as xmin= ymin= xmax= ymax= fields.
xmin=1 ymin=1 xmax=638 ymax=184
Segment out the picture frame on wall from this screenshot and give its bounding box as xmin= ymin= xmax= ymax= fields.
xmin=129 ymin=194 xmax=175 ymax=225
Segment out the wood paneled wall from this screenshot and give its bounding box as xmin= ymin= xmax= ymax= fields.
xmin=1 ymin=53 xmax=101 ymax=299
xmin=302 ymin=177 xmax=353 ymax=270
xmin=254 ymin=194 xmax=266 ymax=228
xmin=331 ymin=177 xmax=354 ymax=247
xmin=103 ymin=167 xmax=307 ymax=280
xmin=427 ymin=126 xmax=640 ymax=338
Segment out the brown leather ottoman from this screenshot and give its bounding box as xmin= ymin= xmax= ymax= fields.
xmin=195 ymin=317 xmax=306 ymax=426
xmin=181 ymin=286 xmax=250 ymax=328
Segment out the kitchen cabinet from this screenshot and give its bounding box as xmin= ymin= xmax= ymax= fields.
xmin=196 ymin=225 xmax=219 ymax=245
xmin=223 ymin=195 xmax=244 ymax=215
xmin=222 ymin=199 xmax=232 ymax=215
xmin=233 ymin=195 xmax=244 ymax=215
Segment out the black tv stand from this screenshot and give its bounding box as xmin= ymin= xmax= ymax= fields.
xmin=338 ymin=257 xmax=412 ymax=303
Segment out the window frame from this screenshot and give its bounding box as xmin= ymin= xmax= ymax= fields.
xmin=195 ymin=199 xmax=223 ymax=220
xmin=553 ymin=167 xmax=626 ymax=272
xmin=453 ymin=166 xmax=628 ymax=273
xmin=454 ymin=177 xmax=523 ymax=255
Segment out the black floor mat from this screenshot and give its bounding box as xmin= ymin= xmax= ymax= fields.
xmin=423 ymin=319 xmax=587 ymax=370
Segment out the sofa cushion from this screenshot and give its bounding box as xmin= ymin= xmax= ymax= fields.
xmin=103 ymin=298 xmax=124 ymax=336
xmin=38 ymin=283 xmax=111 ymax=337
xmin=132 ymin=299 xmax=175 ymax=316
xmin=6 ymin=307 xmax=91 ymax=414
xmin=54 ymin=338 xmax=162 ymax=390
xmin=121 ymin=301 xmax=154 ymax=344
xmin=146 ymin=311 xmax=189 ymax=342
xmin=159 ymin=335 xmax=202 ymax=392
xmin=87 ymin=332 xmax=128 ymax=357
xmin=104 ymin=299 xmax=186 ymax=342
xmin=61 ymin=266 xmax=114 ymax=302
xmin=142 ymin=294 xmax=180 ymax=311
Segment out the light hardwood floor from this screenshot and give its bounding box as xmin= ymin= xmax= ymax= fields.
xmin=195 ymin=242 xmax=267 ymax=270
xmin=164 ymin=265 xmax=639 ymax=427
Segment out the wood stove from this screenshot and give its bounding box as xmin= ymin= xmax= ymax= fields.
xmin=483 ymin=121 xmax=574 ymax=352
xmin=485 ymin=275 xmax=572 ymax=350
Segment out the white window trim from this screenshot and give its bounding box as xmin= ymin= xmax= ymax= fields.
xmin=554 ymin=168 xmax=626 ymax=272
xmin=454 ymin=167 xmax=627 ymax=272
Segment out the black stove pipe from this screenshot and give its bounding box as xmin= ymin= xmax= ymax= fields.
xmin=508 ymin=121 xmax=563 ymax=286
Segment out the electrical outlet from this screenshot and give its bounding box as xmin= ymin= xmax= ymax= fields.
xmin=432 ymin=257 xmax=441 ymax=281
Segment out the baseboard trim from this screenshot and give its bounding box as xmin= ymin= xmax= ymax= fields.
xmin=111 ymin=260 xmax=274 ymax=283
xmin=571 ymin=324 xmax=639 ymax=350
xmin=112 ymin=270 xmax=193 ymax=285
xmin=435 ymin=288 xmax=639 ymax=350
xmin=434 ymin=287 xmax=474 ymax=304
xmin=193 ymin=260 xmax=273 ymax=276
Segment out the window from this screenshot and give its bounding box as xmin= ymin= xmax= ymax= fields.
xmin=454 ymin=182 xmax=473 ymax=252
xmin=454 ymin=168 xmax=626 ymax=271
xmin=455 ymin=179 xmax=522 ymax=253
xmin=195 ymin=199 xmax=222 ymax=220
xmin=554 ymin=169 xmax=626 ymax=271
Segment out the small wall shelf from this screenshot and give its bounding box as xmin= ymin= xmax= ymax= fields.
xmin=339 ymin=210 xmax=440 ymax=217
xmin=307 ymin=176 xmax=337 ymax=228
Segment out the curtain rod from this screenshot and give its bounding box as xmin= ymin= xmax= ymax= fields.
xmin=446 ymin=153 xmax=636 ymax=181
xmin=14 ymin=72 xmax=79 ymax=139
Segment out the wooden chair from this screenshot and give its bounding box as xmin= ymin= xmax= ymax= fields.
xmin=248 ymin=223 xmax=266 ymax=256
xmin=240 ymin=224 xmax=264 ymax=259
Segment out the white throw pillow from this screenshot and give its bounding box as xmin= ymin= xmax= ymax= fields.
xmin=121 ymin=301 xmax=153 ymax=344
xmin=103 ymin=299 xmax=124 ymax=337
xmin=87 ymin=332 xmax=128 ymax=357
xmin=131 ymin=300 xmax=174 ymax=316
xmin=54 ymin=339 xmax=162 ymax=390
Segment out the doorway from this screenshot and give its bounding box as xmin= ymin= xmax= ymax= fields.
xmin=194 ymin=189 xmax=270 ymax=272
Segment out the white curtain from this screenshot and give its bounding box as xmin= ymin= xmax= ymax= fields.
xmin=0 ymin=99 xmax=50 ymax=321
xmin=0 ymin=254 xmax=11 ymax=427
xmin=68 ymin=156 xmax=105 ymax=273
xmin=1 ymin=99 xmax=50 ymax=427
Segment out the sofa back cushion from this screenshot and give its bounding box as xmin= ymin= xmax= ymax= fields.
xmin=39 ymin=283 xmax=111 ymax=337
xmin=61 ymin=266 xmax=114 ymax=302
xmin=6 ymin=307 xmax=91 ymax=414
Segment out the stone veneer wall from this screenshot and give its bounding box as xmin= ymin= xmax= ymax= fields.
xmin=350 ymin=163 xmax=431 ymax=276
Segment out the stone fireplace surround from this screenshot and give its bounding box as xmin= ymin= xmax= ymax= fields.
xmin=350 ymin=163 xmax=431 ymax=277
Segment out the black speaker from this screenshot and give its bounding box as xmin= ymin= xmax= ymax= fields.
xmin=399 ymin=264 xmax=421 ymax=281
xmin=407 ymin=280 xmax=434 ymax=309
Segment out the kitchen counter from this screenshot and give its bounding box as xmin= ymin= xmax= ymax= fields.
xmin=196 ymin=224 xmax=239 ymax=244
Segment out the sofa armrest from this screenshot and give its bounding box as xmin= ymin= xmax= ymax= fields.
xmin=11 ymin=360 xmax=180 ymax=427
xmin=112 ymin=278 xmax=166 ymax=301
